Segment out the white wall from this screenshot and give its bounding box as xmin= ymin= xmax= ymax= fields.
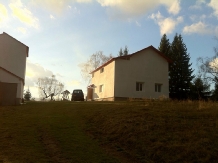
xmin=114 ymin=48 xmax=169 ymax=98
xmin=0 ymin=32 xmax=28 ymax=100
xmin=0 ymin=33 xmax=27 ymax=80
xmin=91 ymin=61 xmax=115 ymax=100
xmin=17 ymin=82 xmax=24 ymax=99
xmin=0 ymin=68 xmax=20 ymax=83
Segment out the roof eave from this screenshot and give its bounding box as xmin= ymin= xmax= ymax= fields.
xmin=90 ymin=45 xmax=173 ymax=73
xmin=90 ymin=58 xmax=115 ymax=74
xmin=0 ymin=66 xmax=25 ymax=85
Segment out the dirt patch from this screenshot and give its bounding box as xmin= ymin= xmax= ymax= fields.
xmin=38 ymin=129 xmax=67 ymax=163
xmin=101 ymin=143 xmax=140 ymax=163
xmin=0 ymin=155 xmax=11 ymax=163
xmin=86 ymin=130 xmax=139 ymax=163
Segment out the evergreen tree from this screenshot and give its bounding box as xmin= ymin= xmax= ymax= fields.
xmin=158 ymin=34 xmax=171 ymax=58
xmin=118 ymin=46 xmax=129 ymax=56
xmin=24 ymin=87 xmax=32 ymax=101
xmin=123 ymin=46 xmax=129 ymax=56
xmin=158 ymin=34 xmax=172 ymax=96
xmin=170 ymin=34 xmax=195 ymax=99
xmin=190 ymin=77 xmax=211 ymax=100
xmin=118 ymin=48 xmax=123 ymax=56
xmin=212 ymin=83 xmax=218 ymax=101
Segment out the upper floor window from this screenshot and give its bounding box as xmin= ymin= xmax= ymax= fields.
xmin=136 ymin=82 xmax=143 ymax=91
xmin=155 ymin=84 xmax=162 ymax=92
xmin=99 ymin=84 xmax=103 ymax=92
xmin=100 ymin=67 xmax=104 ymax=73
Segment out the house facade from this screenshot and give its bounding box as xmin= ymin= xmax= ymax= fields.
xmin=90 ymin=46 xmax=171 ymax=101
xmin=0 ymin=32 xmax=29 ymax=105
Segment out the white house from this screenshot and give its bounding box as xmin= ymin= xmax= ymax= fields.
xmin=0 ymin=32 xmax=29 ymax=105
xmin=90 ymin=45 xmax=171 ymax=101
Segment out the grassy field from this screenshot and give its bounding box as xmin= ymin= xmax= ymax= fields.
xmin=0 ymin=100 xmax=218 ymax=163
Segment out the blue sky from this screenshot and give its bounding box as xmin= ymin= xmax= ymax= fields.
xmin=0 ymin=0 xmax=218 ymax=99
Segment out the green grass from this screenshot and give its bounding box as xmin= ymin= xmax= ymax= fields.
xmin=0 ymin=100 xmax=218 ymax=162
xmin=0 ymin=102 xmax=118 ymax=163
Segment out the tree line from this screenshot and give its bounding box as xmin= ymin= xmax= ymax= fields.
xmin=159 ymin=33 xmax=218 ymax=100
xmin=27 ymin=34 xmax=217 ymax=101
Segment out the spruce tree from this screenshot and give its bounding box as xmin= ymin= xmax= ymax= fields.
xmin=158 ymin=34 xmax=171 ymax=58
xmin=123 ymin=46 xmax=129 ymax=56
xmin=190 ymin=77 xmax=210 ymax=100
xmin=158 ymin=34 xmax=172 ymax=97
xmin=118 ymin=46 xmax=129 ymax=56
xmin=170 ymin=34 xmax=194 ymax=99
xmin=24 ymin=87 xmax=32 ymax=101
xmin=212 ymin=83 xmax=218 ymax=101
xmin=118 ymin=48 xmax=123 ymax=56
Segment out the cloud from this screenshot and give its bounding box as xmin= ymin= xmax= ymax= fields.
xmin=209 ymin=58 xmax=218 ymax=72
xmin=76 ymin=0 xmax=92 ymax=2
xmin=17 ymin=27 xmax=27 ymax=34
xmin=50 ymin=14 xmax=55 ymax=19
xmin=31 ymin=0 xmax=91 ymax=15
xmin=135 ymin=21 xmax=141 ymax=27
xmin=189 ymin=0 xmax=206 ymax=10
xmin=0 ymin=3 xmax=8 ymax=23
xmin=71 ymin=6 xmax=81 ymax=15
xmin=167 ymin=0 xmax=180 ymax=15
xmin=149 ymin=11 xmax=183 ymax=35
xmin=25 ymin=60 xmax=54 ymax=87
xmin=9 ymin=0 xmax=39 ymax=28
xmin=189 ymin=14 xmax=206 ymax=22
xmin=183 ymin=22 xmax=213 ymax=35
xmin=67 ymin=80 xmax=81 ymax=86
xmin=31 ymin=0 xmax=70 ymax=14
xmin=96 ymin=0 xmax=180 ymax=19
xmin=208 ymin=0 xmax=218 ymax=18
xmin=30 ymin=0 xmax=180 ymax=19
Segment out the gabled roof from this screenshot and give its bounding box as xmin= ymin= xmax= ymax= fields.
xmin=0 ymin=66 xmax=24 ymax=85
xmin=91 ymin=45 xmax=172 ymax=73
xmin=1 ymin=32 xmax=29 ymax=57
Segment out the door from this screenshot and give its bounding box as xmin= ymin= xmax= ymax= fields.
xmin=0 ymin=82 xmax=17 ymax=106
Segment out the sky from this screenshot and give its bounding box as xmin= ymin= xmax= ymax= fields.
xmin=1 ymin=0 xmax=218 ymax=99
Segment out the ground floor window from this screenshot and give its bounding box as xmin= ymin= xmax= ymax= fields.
xmin=155 ymin=83 xmax=162 ymax=92
xmin=99 ymin=84 xmax=103 ymax=92
xmin=136 ymin=82 xmax=143 ymax=91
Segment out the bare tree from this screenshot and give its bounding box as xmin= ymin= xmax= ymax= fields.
xmin=37 ymin=75 xmax=64 ymax=101
xmin=79 ymin=51 xmax=113 ymax=85
xmin=197 ymin=39 xmax=218 ymax=84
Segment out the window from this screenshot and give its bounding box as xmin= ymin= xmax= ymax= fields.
xmin=155 ymin=84 xmax=162 ymax=92
xmin=136 ymin=82 xmax=143 ymax=91
xmin=99 ymin=85 xmax=103 ymax=92
xmin=100 ymin=68 xmax=104 ymax=73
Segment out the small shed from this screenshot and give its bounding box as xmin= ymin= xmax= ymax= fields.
xmin=87 ymin=84 xmax=94 ymax=101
